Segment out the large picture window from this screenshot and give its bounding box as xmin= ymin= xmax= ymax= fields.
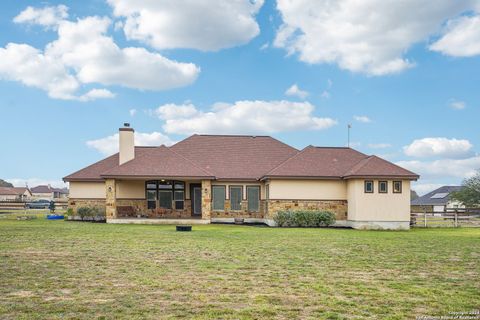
xmin=145 ymin=180 xmax=185 ymax=210
xmin=212 ymin=186 xmax=226 ymax=211
xmin=247 ymin=186 xmax=260 ymax=212
xmin=230 ymin=186 xmax=242 ymax=211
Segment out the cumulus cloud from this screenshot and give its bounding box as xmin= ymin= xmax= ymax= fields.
xmin=397 ymin=156 xmax=480 ymax=180
xmin=13 ymin=5 xmax=68 ymax=28
xmin=403 ymin=137 xmax=474 ymax=159
xmin=430 ymin=15 xmax=480 ymax=57
xmin=86 ymin=131 xmax=175 ymax=155
xmin=129 ymin=109 xmax=137 ymax=117
xmin=285 ymin=84 xmax=308 ymax=99
xmin=354 ymin=115 xmax=372 ymax=123
xmin=152 ymin=100 xmax=337 ymax=135
xmin=274 ymin=0 xmax=479 ymax=75
xmin=2 ymin=6 xmax=200 ymax=100
xmin=107 ymin=0 xmax=264 ymax=51
xmin=449 ymin=100 xmax=466 ymax=110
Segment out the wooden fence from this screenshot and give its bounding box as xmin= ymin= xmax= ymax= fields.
xmin=411 ymin=208 xmax=480 ymax=228
xmin=0 ymin=200 xmax=68 ymax=212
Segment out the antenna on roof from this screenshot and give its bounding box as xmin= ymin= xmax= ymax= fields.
xmin=347 ymin=124 xmax=352 ymax=148
xmin=124 ymin=123 xmax=130 ymax=127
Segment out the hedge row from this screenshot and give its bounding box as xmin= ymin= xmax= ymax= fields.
xmin=273 ymin=210 xmax=335 ymax=227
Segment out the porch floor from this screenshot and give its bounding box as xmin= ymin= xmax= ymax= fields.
xmin=107 ymin=218 xmax=210 ymax=225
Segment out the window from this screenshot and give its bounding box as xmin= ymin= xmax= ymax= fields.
xmin=364 ymin=180 xmax=374 ymax=193
xmin=393 ymin=181 xmax=402 ymax=193
xmin=145 ymin=180 xmax=185 ymax=210
xmin=230 ymin=186 xmax=242 ymax=211
xmin=212 ymin=186 xmax=226 ymax=211
xmin=247 ymin=186 xmax=260 ymax=212
xmin=379 ymin=181 xmax=388 ymax=193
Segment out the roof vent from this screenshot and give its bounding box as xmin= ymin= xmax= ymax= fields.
xmin=124 ymin=123 xmax=130 ymax=127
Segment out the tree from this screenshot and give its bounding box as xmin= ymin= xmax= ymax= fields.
xmin=0 ymin=179 xmax=13 ymax=187
xmin=410 ymin=190 xmax=419 ymax=200
xmin=450 ymin=170 xmax=480 ymax=207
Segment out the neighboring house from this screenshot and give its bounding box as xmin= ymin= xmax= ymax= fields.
xmin=64 ymin=125 xmax=419 ymax=230
xmin=31 ymin=185 xmax=69 ymax=200
xmin=0 ymin=187 xmax=32 ymax=201
xmin=411 ymin=186 xmax=464 ymax=213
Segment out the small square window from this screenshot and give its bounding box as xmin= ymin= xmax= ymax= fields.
xmin=379 ymin=181 xmax=388 ymax=193
xmin=364 ymin=180 xmax=374 ymax=193
xmin=393 ymin=181 xmax=402 ymax=193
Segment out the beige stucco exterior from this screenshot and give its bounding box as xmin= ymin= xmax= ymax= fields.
xmin=69 ymin=181 xmax=106 ymax=199
xmin=119 ymin=129 xmax=135 ymax=165
xmin=267 ymin=179 xmax=347 ymax=200
xmin=347 ymin=179 xmax=411 ymax=222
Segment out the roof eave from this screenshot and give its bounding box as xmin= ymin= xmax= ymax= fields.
xmin=342 ymin=174 xmax=419 ymax=181
xmin=99 ymin=174 xmax=216 ymax=180
xmin=260 ymin=175 xmax=343 ymax=181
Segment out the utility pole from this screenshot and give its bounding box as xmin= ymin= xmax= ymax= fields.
xmin=347 ymin=124 xmax=352 ymax=148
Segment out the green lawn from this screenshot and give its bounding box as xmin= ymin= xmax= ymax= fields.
xmin=0 ymin=214 xmax=479 ymax=319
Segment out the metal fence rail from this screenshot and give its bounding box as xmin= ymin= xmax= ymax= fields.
xmin=411 ymin=208 xmax=480 ymax=228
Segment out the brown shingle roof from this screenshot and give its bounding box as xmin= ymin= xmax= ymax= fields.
xmin=101 ymin=145 xmax=214 ymax=179
xmin=64 ymin=135 xmax=419 ymax=181
xmin=263 ymin=146 xmax=418 ymax=180
xmin=63 ymin=147 xmax=154 ymax=181
xmin=170 ymin=135 xmax=299 ymax=180
xmin=343 ymin=155 xmax=419 ymax=179
xmin=263 ymin=146 xmax=368 ymax=179
xmin=0 ymin=187 xmax=29 ymax=196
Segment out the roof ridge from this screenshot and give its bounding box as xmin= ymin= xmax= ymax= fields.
xmin=167 ymin=147 xmax=215 ymax=177
xmin=342 ymin=155 xmax=371 ymax=177
xmin=63 ymin=153 xmax=119 ymax=181
xmin=261 ymin=145 xmax=312 ymax=178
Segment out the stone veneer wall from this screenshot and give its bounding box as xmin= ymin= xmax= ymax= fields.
xmin=266 ymin=200 xmax=348 ymax=220
xmin=211 ymin=200 xmax=266 ymax=219
xmin=68 ymin=199 xmax=106 ymax=213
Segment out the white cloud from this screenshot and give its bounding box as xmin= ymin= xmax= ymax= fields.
xmin=86 ymin=131 xmax=175 ymax=155
xmin=285 ymin=84 xmax=309 ymax=99
xmin=320 ymin=91 xmax=330 ymax=99
xmin=449 ymin=100 xmax=466 ymax=110
xmin=152 ymin=100 xmax=337 ymax=135
xmin=2 ymin=7 xmax=200 ymax=100
xmin=129 ymin=109 xmax=137 ymax=117
xmin=368 ymin=143 xmax=392 ymax=149
xmin=274 ymin=0 xmax=479 ymax=75
xmin=354 ymin=115 xmax=372 ymax=123
xmin=430 ymin=15 xmax=480 ymax=57
xmin=8 ymin=178 xmax=67 ymax=189
xmin=13 ymin=5 xmax=68 ymax=28
xmin=403 ymin=137 xmax=474 ymax=159
xmin=397 ymin=156 xmax=480 ymax=180
xmin=107 ymin=0 xmax=264 ymax=51
xmin=260 ymin=43 xmax=269 ymax=51
xmin=79 ymin=89 xmax=115 ymax=102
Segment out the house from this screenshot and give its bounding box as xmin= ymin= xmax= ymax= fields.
xmin=411 ymin=186 xmax=464 ymax=213
xmin=64 ymin=125 xmax=419 ymax=229
xmin=31 ymin=185 xmax=69 ymax=200
xmin=0 ymin=187 xmax=32 ymax=201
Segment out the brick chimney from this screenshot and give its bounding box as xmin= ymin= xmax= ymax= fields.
xmin=119 ymin=123 xmax=135 ymax=165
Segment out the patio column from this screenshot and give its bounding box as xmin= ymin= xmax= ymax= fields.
xmin=106 ymin=179 xmax=117 ymax=219
xmin=201 ymin=180 xmax=211 ymax=220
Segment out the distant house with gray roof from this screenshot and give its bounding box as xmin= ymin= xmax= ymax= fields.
xmin=411 ymin=186 xmax=464 ymax=213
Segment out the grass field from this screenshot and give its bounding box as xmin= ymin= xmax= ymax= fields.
xmin=0 ymin=214 xmax=479 ymax=319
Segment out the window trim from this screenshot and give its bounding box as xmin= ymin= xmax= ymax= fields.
xmin=212 ymin=185 xmax=226 ymax=211
xmin=229 ymin=185 xmax=243 ymax=211
xmin=246 ymin=185 xmax=261 ymax=212
xmin=393 ymin=181 xmax=402 ymax=194
xmin=364 ymin=180 xmax=374 ymax=193
xmin=379 ymin=181 xmax=388 ymax=194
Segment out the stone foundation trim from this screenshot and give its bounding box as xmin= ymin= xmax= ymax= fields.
xmin=211 ymin=218 xmax=267 ymax=224
xmin=347 ymin=220 xmax=410 ymax=230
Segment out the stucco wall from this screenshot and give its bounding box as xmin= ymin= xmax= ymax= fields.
xmin=268 ymin=179 xmax=347 ymax=200
xmin=116 ymin=180 xmax=145 ymax=199
xmin=69 ymin=181 xmax=106 ymax=199
xmin=347 ymin=179 xmax=411 ymax=222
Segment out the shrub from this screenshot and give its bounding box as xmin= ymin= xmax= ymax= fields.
xmin=65 ymin=208 xmax=74 ymax=217
xmin=76 ymin=206 xmax=106 ymax=220
xmin=77 ymin=207 xmax=91 ymax=220
xmin=273 ymin=210 xmax=336 ymax=227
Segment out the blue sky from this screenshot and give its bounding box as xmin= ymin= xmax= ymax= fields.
xmin=1 ymin=0 xmax=479 ymax=195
